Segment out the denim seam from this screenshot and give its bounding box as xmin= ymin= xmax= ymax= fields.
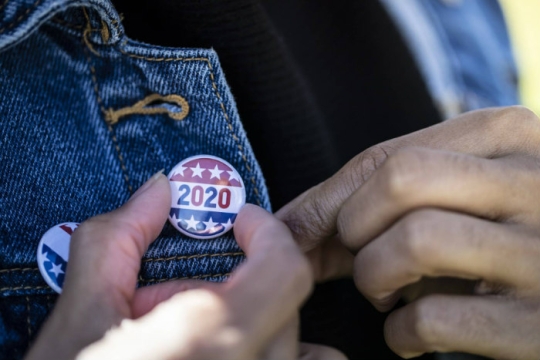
xmin=0 ymin=267 xmax=39 ymax=273
xmin=142 ymin=251 xmax=244 ymax=263
xmin=0 ymin=0 xmax=43 ymax=35
xmin=83 ymin=30 xmax=134 ymax=194
xmin=0 ymin=265 xmax=238 ymax=293
xmin=0 ymin=251 xmax=245 ymax=275
xmin=0 ymin=274 xmax=228 ymax=293
xmin=100 ymin=19 xmax=108 ymax=43
xmin=82 ymin=7 xmax=100 ymax=56
xmin=117 ymin=48 xmax=262 ymax=206
xmin=0 ymin=285 xmax=49 ymax=291
xmin=139 ymin=272 xmax=230 ymax=284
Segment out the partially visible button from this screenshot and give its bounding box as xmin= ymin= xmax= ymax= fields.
xmin=168 ymin=155 xmax=246 ymax=239
xmin=37 ymin=222 xmax=79 ymax=293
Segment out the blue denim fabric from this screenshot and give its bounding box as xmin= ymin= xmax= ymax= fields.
xmin=0 ymin=0 xmax=270 ymax=357
xmin=380 ymin=0 xmax=519 ymax=118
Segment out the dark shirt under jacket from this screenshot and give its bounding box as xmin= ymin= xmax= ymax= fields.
xmin=111 ymin=1 xmax=441 ymax=358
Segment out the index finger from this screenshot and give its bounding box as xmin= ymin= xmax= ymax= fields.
xmin=276 ymin=106 xmax=540 ymax=251
xmin=224 ymin=205 xmax=313 ymax=344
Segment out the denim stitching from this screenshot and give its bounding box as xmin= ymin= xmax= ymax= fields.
xmin=142 ymin=251 xmax=244 ymax=263
xmin=85 ymin=50 xmax=133 ymax=193
xmin=0 ymin=267 xmax=38 ymax=273
xmin=204 ymin=60 xmax=262 ymax=205
xmin=83 ymin=23 xmax=133 ymax=194
xmin=25 ymin=296 xmax=31 ymax=340
xmin=0 ymin=0 xmax=43 ymax=35
xmin=100 ymin=19 xmax=109 ymax=43
xmin=0 ymin=251 xmax=245 ymax=274
xmin=118 ymin=49 xmax=262 ymax=205
xmin=0 ymin=285 xmax=48 ymax=291
xmin=82 ymin=8 xmax=100 ymax=57
xmin=0 ymin=276 xmax=229 ymax=292
xmin=139 ymin=273 xmax=230 ymax=284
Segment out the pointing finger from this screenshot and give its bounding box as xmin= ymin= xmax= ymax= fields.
xmin=226 ymin=204 xmax=313 ymax=349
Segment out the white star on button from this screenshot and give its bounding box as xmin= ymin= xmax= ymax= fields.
xmin=203 ymin=217 xmax=219 ymax=230
xmin=227 ymin=170 xmax=241 ymax=182
xmin=184 ymin=215 xmax=200 ymax=230
xmin=49 ymin=262 xmax=64 ymax=277
xmin=208 ymin=165 xmax=224 ymax=180
xmin=176 ymin=165 xmax=188 ymax=176
xmin=37 ymin=222 xmax=79 ymax=294
xmin=221 ymin=218 xmax=233 ymax=228
xmin=190 ymin=163 xmax=206 ymax=178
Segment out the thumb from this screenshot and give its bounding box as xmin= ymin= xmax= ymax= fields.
xmin=27 ymin=172 xmax=171 ymax=360
xmin=64 ymin=171 xmax=171 ymax=304
xmin=275 ymin=146 xmax=387 ymax=252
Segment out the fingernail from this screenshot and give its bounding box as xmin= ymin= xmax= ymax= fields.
xmin=130 ymin=169 xmax=165 ymax=201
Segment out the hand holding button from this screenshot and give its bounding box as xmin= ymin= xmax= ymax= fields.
xmin=26 ymin=172 xmax=344 ymax=360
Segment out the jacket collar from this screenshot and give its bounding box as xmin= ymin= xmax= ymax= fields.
xmin=0 ymin=0 xmax=123 ymax=51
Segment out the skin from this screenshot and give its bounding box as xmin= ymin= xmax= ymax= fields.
xmin=26 ymin=173 xmax=345 ymax=360
xmin=277 ymin=106 xmax=540 ymax=359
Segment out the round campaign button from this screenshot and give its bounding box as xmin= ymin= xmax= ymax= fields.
xmin=168 ymin=155 xmax=246 ymax=239
xmin=36 ymin=222 xmax=79 ymax=294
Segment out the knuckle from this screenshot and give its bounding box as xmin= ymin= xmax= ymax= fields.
xmin=500 ymin=105 xmax=540 ymax=126
xmin=409 ymin=295 xmax=448 ymax=351
xmin=381 ymin=147 xmax=429 ymax=201
xmin=483 ymin=106 xmax=540 ymax=150
xmin=411 ymin=295 xmax=493 ymax=353
xmin=398 ymin=210 xmax=441 ymax=264
xmin=336 ymin=209 xmax=357 ymax=251
xmin=76 ymin=213 xmax=146 ymax=257
xmin=351 ymin=144 xmax=394 ymax=183
xmin=306 ymin=187 xmax=336 ymax=234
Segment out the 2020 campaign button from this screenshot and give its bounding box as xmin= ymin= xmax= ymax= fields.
xmin=37 ymin=222 xmax=79 ymax=294
xmin=168 ymin=155 xmax=246 ymax=239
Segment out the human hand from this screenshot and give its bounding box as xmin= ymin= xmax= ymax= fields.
xmin=277 ymin=106 xmax=540 ymax=359
xmin=26 ymin=173 xmax=345 ymax=360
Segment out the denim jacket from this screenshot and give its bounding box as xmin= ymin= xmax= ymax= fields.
xmin=0 ymin=0 xmax=270 ymax=357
